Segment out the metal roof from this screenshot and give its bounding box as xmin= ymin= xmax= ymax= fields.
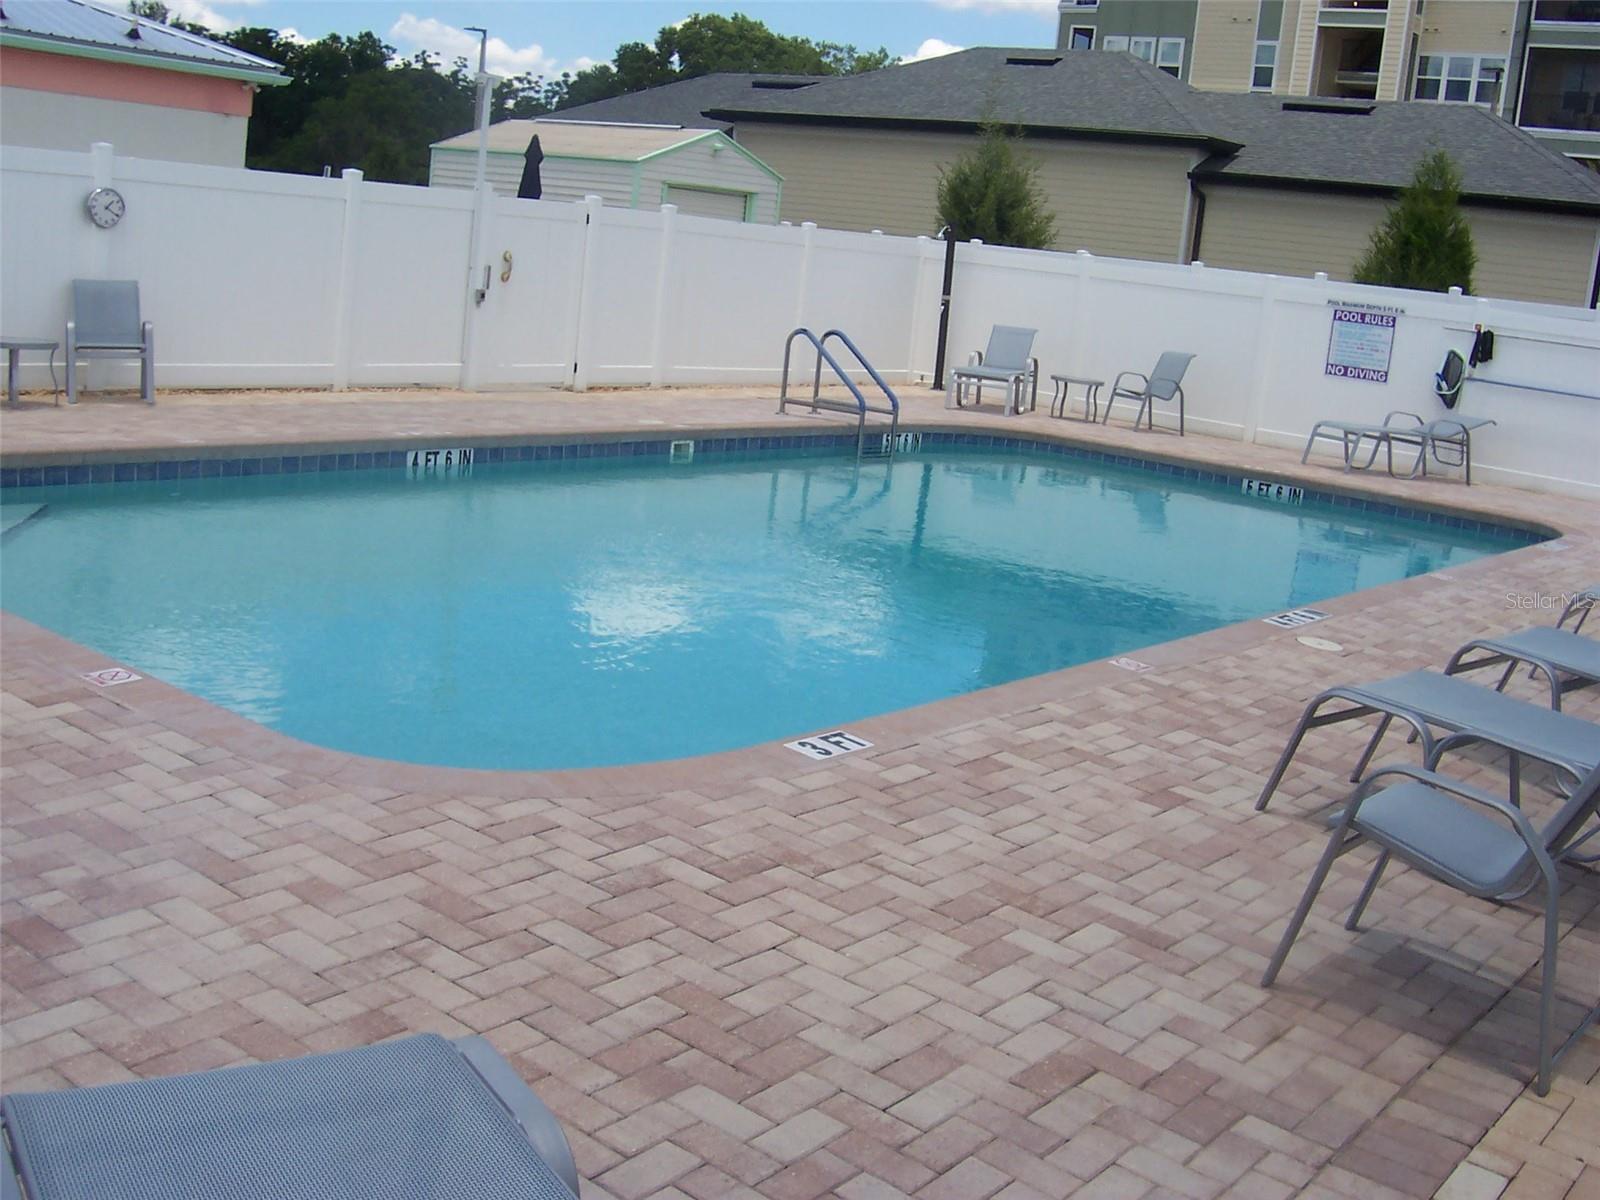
xmin=0 ymin=0 xmax=284 ymax=82
xmin=432 ymin=120 xmax=714 ymax=161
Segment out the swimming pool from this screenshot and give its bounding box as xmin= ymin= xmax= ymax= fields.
xmin=0 ymin=442 xmax=1528 ymax=769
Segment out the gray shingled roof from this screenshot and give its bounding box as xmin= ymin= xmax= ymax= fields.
xmin=0 ymin=0 xmax=283 ymax=81
xmin=553 ymin=73 xmax=830 ymax=132
xmin=708 ymin=47 xmax=1600 ymax=211
xmin=706 ymin=48 xmax=1222 ymax=146
xmin=1188 ymin=93 xmax=1600 ymax=211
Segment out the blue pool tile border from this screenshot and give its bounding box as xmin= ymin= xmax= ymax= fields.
xmin=0 ymin=429 xmax=1548 ymax=545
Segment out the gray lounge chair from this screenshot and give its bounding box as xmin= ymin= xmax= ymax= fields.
xmin=0 ymin=1033 xmax=580 ymax=1200
xmin=1445 ymin=625 xmax=1600 ymax=711
xmin=1301 ymin=410 xmax=1496 ymax=484
xmin=1254 ymin=669 xmax=1600 ymax=812
xmin=1559 ymin=584 xmax=1597 ymax=633
xmin=1262 ymin=753 xmax=1600 ymax=1096
xmin=1105 ymin=351 xmax=1194 ymax=435
xmin=65 ymin=279 xmax=154 ymax=405
xmin=951 ymin=325 xmax=1038 ymax=416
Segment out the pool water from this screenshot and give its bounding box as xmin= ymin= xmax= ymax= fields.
xmin=0 ymin=448 xmax=1521 ymax=769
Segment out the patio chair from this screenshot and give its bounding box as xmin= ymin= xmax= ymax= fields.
xmin=950 ymin=325 xmax=1038 ymax=416
xmin=1262 ymin=752 xmax=1600 ymax=1096
xmin=65 ymin=279 xmax=154 ymax=406
xmin=1253 ymin=668 xmax=1600 ymax=812
xmin=0 ymin=1033 xmax=581 ymax=1200
xmin=1444 ymin=624 xmax=1600 ymax=711
xmin=1559 ymin=584 xmax=1597 ymax=633
xmin=1300 ymin=411 xmax=1496 ymax=484
xmin=1104 ymin=351 xmax=1194 ymax=435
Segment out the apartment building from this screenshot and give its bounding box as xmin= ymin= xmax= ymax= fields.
xmin=1056 ymin=0 xmax=1600 ymax=169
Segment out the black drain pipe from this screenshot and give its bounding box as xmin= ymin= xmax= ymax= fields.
xmin=1187 ymin=179 xmax=1208 ymax=264
xmin=932 ymin=226 xmax=957 ymax=389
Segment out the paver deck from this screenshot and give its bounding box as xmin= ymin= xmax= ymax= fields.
xmin=2 ymin=386 xmax=1596 ymax=1200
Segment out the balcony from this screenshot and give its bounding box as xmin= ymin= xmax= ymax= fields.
xmin=1319 ymin=0 xmax=1389 ymax=27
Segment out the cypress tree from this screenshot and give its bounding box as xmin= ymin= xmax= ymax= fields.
xmin=936 ymin=123 xmax=1058 ymax=250
xmin=1352 ymin=149 xmax=1476 ymax=293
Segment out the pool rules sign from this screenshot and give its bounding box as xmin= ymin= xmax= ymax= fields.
xmin=1325 ymin=300 xmax=1401 ymax=384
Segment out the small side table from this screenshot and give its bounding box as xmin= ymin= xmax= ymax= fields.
xmin=1049 ymin=374 xmax=1104 ymax=422
xmin=2 ymin=337 xmax=60 ymax=406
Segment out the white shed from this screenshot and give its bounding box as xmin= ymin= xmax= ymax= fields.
xmin=429 ymin=119 xmax=783 ymax=222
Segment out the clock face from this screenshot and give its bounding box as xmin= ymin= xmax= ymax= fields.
xmin=86 ymin=187 xmax=125 ymax=229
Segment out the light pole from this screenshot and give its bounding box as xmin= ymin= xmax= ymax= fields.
xmin=464 ymin=26 xmax=491 ymax=204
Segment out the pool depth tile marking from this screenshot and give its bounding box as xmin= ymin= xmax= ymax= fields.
xmin=1264 ymin=607 xmax=1332 ymax=628
xmin=784 ymin=730 xmax=873 ymax=759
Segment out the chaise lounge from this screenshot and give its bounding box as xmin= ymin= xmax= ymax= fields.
xmin=1 ymin=1034 xmax=580 ymax=1200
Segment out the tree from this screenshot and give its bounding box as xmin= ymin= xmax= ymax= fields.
xmin=1352 ymin=149 xmax=1476 ymax=293
xmin=936 ymin=123 xmax=1057 ymax=250
xmin=552 ymin=13 xmax=891 ymax=110
xmin=266 ymin=61 xmax=474 ymax=183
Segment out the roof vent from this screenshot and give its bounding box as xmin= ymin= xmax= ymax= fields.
xmin=1005 ymin=55 xmax=1062 ymax=66
xmin=125 ymin=20 xmax=142 ymax=40
xmin=751 ymin=80 xmax=817 ymax=90
xmin=1281 ymin=100 xmax=1375 ymax=115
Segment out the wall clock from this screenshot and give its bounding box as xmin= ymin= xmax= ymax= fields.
xmin=85 ymin=187 xmax=126 ymax=229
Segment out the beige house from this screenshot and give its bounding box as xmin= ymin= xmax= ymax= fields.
xmin=704 ymin=49 xmax=1600 ymax=306
xmin=429 ymin=120 xmax=782 ymax=222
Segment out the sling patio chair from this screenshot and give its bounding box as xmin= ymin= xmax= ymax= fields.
xmin=950 ymin=325 xmax=1039 ymax=416
xmin=1253 ymin=668 xmax=1600 ymax=813
xmin=1262 ymin=751 xmax=1600 ymax=1096
xmin=0 ymin=1033 xmax=580 ymax=1200
xmin=1559 ymin=584 xmax=1597 ymax=633
xmin=1444 ymin=624 xmax=1600 ymax=711
xmin=65 ymin=279 xmax=154 ymax=406
xmin=1104 ymin=351 xmax=1194 ymax=435
xmin=1300 ymin=411 xmax=1497 ymax=484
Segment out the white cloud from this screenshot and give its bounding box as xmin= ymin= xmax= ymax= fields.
xmin=929 ymin=0 xmax=1055 ymax=13
xmin=275 ymin=26 xmax=309 ymax=45
xmin=902 ymin=38 xmax=964 ymax=64
xmin=157 ymin=0 xmax=263 ymax=32
xmin=388 ymin=13 xmax=579 ymax=79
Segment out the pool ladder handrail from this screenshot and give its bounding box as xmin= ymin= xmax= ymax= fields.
xmin=777 ymin=327 xmax=900 ymax=458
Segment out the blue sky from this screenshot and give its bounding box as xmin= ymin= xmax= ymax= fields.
xmin=164 ymin=1 xmax=1061 ymax=78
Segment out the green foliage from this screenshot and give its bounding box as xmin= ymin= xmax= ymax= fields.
xmin=936 ymin=124 xmax=1058 ymax=250
xmin=263 ymin=65 xmax=473 ymax=185
xmin=1352 ymin=149 xmax=1477 ymax=294
xmin=125 ymin=6 xmax=889 ymax=181
xmin=550 ymin=12 xmax=892 ymax=109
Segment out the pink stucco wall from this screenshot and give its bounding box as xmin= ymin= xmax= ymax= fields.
xmin=0 ymin=46 xmax=255 ymax=116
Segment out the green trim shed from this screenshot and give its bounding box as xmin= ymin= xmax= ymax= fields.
xmin=429 ymin=119 xmax=783 ymax=223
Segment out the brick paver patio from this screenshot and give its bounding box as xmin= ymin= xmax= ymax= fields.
xmin=2 ymin=387 xmax=1596 ymax=1199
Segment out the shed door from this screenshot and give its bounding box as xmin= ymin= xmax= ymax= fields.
xmin=663 ymin=185 xmax=749 ymax=221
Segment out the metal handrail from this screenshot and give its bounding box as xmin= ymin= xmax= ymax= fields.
xmin=777 ymin=327 xmax=900 ymax=458
xmin=820 ymin=329 xmax=900 ymax=427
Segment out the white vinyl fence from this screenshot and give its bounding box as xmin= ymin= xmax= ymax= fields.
xmin=3 ymin=143 xmax=1597 ymax=496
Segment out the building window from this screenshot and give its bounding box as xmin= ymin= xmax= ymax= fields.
xmin=1069 ymin=25 xmax=1094 ymax=50
xmin=1156 ymin=37 xmax=1185 ymax=76
xmin=1533 ymin=1 xmax=1600 ymax=21
xmin=1253 ymin=41 xmax=1278 ymax=90
xmin=1128 ymin=35 xmax=1157 ymax=62
xmin=1102 ymin=35 xmax=1129 ymax=52
xmin=1414 ymin=54 xmax=1504 ymax=105
xmin=1518 ymin=48 xmax=1600 ymax=131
